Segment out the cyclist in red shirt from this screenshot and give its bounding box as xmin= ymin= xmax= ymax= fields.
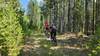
xmin=44 ymin=20 xmax=49 ymax=31
xmin=44 ymin=19 xmax=50 ymax=39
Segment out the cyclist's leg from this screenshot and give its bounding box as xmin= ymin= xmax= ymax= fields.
xmin=52 ymin=32 xmax=57 ymax=46
xmin=45 ymin=28 xmax=50 ymax=39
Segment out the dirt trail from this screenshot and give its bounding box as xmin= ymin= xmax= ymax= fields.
xmin=18 ymin=33 xmax=89 ymax=56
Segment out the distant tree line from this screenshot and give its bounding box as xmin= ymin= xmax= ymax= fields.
xmin=44 ymin=0 xmax=97 ymax=35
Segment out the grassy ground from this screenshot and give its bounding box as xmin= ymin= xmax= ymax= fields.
xmin=18 ymin=33 xmax=89 ymax=56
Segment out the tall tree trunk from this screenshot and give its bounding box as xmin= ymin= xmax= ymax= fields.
xmin=67 ymin=0 xmax=74 ymax=32
xmin=67 ymin=0 xmax=71 ymax=32
xmin=92 ymin=0 xmax=95 ymax=34
xmin=96 ymin=0 xmax=100 ymax=36
xmin=85 ymin=0 xmax=89 ymax=35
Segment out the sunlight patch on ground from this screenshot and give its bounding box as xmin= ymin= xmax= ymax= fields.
xmin=44 ymin=45 xmax=48 ymax=47
xmin=33 ymin=38 xmax=46 ymax=40
xmin=0 ymin=46 xmax=2 ymax=49
xmin=34 ymin=45 xmax=41 ymax=48
xmin=57 ymin=36 xmax=67 ymax=40
xmin=34 ymin=41 xmax=40 ymax=44
xmin=50 ymin=45 xmax=84 ymax=51
xmin=50 ymin=46 xmax=61 ymax=50
xmin=57 ymin=33 xmax=77 ymax=39
xmin=23 ymin=45 xmax=34 ymax=52
xmin=26 ymin=41 xmax=32 ymax=44
xmin=63 ymin=46 xmax=83 ymax=50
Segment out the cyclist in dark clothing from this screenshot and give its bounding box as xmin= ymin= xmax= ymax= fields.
xmin=50 ymin=24 xmax=57 ymax=46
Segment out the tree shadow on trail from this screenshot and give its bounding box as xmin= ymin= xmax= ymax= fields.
xmin=18 ymin=34 xmax=89 ymax=56
xmin=57 ymin=37 xmax=87 ymax=48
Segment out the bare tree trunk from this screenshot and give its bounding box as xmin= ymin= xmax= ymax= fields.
xmin=60 ymin=0 xmax=63 ymax=33
xmin=85 ymin=0 xmax=89 ymax=35
xmin=96 ymin=0 xmax=100 ymax=36
xmin=92 ymin=0 xmax=95 ymax=34
xmin=64 ymin=0 xmax=69 ymax=32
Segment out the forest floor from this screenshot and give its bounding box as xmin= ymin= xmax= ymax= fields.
xmin=18 ymin=33 xmax=90 ymax=56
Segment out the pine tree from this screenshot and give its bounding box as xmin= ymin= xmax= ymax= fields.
xmin=0 ymin=0 xmax=23 ymax=56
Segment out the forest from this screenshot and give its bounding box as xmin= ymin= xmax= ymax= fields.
xmin=0 ymin=0 xmax=100 ymax=56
